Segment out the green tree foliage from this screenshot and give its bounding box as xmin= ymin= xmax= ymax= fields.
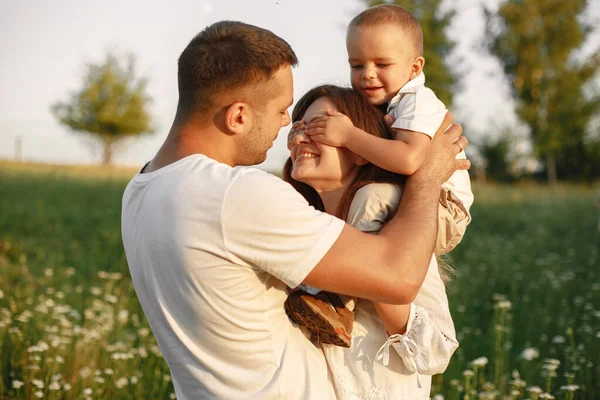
xmin=52 ymin=52 xmax=153 ymax=165
xmin=485 ymin=0 xmax=600 ymax=183
xmin=479 ymin=135 xmax=514 ymax=183
xmin=365 ymin=0 xmax=458 ymax=107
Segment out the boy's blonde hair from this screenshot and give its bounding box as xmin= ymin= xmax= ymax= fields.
xmin=348 ymin=4 xmax=423 ymax=57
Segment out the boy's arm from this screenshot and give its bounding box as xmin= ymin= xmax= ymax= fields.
xmin=304 ymin=111 xmax=430 ymax=175
xmin=345 ymin=127 xmax=431 ymax=175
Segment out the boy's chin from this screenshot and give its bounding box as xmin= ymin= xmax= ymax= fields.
xmin=352 ymin=86 xmax=391 ymax=107
xmin=366 ymin=95 xmax=391 ymax=107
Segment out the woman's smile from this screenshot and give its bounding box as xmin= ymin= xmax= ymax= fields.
xmin=294 ymin=150 xmax=321 ymax=163
xmin=296 ymin=152 xmax=319 ymax=160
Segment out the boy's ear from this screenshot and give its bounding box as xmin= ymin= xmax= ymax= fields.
xmin=223 ymin=102 xmax=249 ymax=134
xmin=411 ymin=56 xmax=425 ymax=80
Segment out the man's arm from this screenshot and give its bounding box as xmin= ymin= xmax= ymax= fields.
xmin=303 ymin=112 xmax=470 ymax=304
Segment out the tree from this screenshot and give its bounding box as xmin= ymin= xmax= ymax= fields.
xmin=365 ymin=0 xmax=459 ymax=107
xmin=52 ymin=52 xmax=153 ymax=165
xmin=484 ymin=0 xmax=600 ymax=183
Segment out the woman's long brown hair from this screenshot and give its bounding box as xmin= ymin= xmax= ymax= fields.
xmin=282 ymin=85 xmax=405 ymax=221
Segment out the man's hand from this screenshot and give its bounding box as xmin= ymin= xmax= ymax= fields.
xmin=303 ymin=110 xmax=356 ymax=147
xmin=411 ymin=112 xmax=470 ymax=186
xmin=287 ymin=121 xmax=306 ymax=150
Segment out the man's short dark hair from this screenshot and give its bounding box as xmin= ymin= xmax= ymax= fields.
xmin=176 ymin=21 xmax=298 ymax=120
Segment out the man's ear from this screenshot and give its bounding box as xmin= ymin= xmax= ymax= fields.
xmin=223 ymin=102 xmax=249 ymax=134
xmin=410 ymin=56 xmax=425 ymax=80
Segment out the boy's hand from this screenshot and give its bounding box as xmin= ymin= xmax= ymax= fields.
xmin=304 ymin=110 xmax=355 ymax=147
xmin=287 ymin=121 xmax=307 ymax=150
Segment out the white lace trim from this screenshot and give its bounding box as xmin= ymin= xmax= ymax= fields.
xmin=376 ymin=305 xmax=459 ymax=376
xmin=376 ymin=333 xmax=423 ymax=388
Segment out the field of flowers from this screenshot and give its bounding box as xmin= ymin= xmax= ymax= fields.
xmin=0 ymin=163 xmax=598 ymax=399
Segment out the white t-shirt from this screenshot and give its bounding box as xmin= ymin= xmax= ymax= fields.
xmin=388 ymin=72 xmax=475 ymax=215
xmin=121 ymin=154 xmax=345 ymax=399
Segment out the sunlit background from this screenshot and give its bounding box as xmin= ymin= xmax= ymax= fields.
xmin=3 ymin=0 xmax=597 ymax=174
xmin=2 ymin=1 xmax=600 ymax=399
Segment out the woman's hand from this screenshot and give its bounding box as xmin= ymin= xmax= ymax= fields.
xmin=303 ymin=110 xmax=356 ymax=147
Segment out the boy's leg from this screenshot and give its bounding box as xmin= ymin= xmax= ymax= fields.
xmin=285 ymin=290 xmax=355 ymax=348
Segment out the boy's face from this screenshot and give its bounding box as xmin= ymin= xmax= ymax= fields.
xmin=347 ymin=24 xmax=417 ymax=106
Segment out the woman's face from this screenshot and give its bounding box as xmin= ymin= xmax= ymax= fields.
xmin=290 ymin=96 xmax=362 ymax=192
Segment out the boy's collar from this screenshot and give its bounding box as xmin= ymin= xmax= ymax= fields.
xmin=398 ymin=72 xmax=425 ymax=94
xmin=387 ymin=73 xmax=426 ymax=107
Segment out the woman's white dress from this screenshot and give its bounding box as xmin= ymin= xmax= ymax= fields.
xmin=323 ymin=183 xmax=459 ymax=400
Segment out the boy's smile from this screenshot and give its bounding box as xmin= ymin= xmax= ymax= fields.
xmin=361 ymin=86 xmax=386 ymax=100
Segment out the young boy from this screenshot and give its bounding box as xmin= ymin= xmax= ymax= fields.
xmin=285 ymin=4 xmax=474 ymax=347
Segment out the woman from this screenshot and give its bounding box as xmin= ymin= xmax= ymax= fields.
xmin=283 ymin=85 xmax=459 ymax=399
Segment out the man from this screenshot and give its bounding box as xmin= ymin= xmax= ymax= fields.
xmin=121 ymin=20 xmax=469 ymax=399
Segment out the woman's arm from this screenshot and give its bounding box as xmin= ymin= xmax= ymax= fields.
xmin=372 ymin=302 xmax=411 ymax=335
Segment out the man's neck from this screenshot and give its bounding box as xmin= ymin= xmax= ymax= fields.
xmin=144 ymin=122 xmax=235 ymax=173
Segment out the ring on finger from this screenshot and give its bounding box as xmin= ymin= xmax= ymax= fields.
xmin=454 ymin=141 xmax=463 ymax=152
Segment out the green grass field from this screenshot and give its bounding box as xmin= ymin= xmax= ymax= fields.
xmin=1 ymin=162 xmax=598 ymax=399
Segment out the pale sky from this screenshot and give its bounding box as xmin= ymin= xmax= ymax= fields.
xmin=1 ymin=0 xmax=598 ymax=172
